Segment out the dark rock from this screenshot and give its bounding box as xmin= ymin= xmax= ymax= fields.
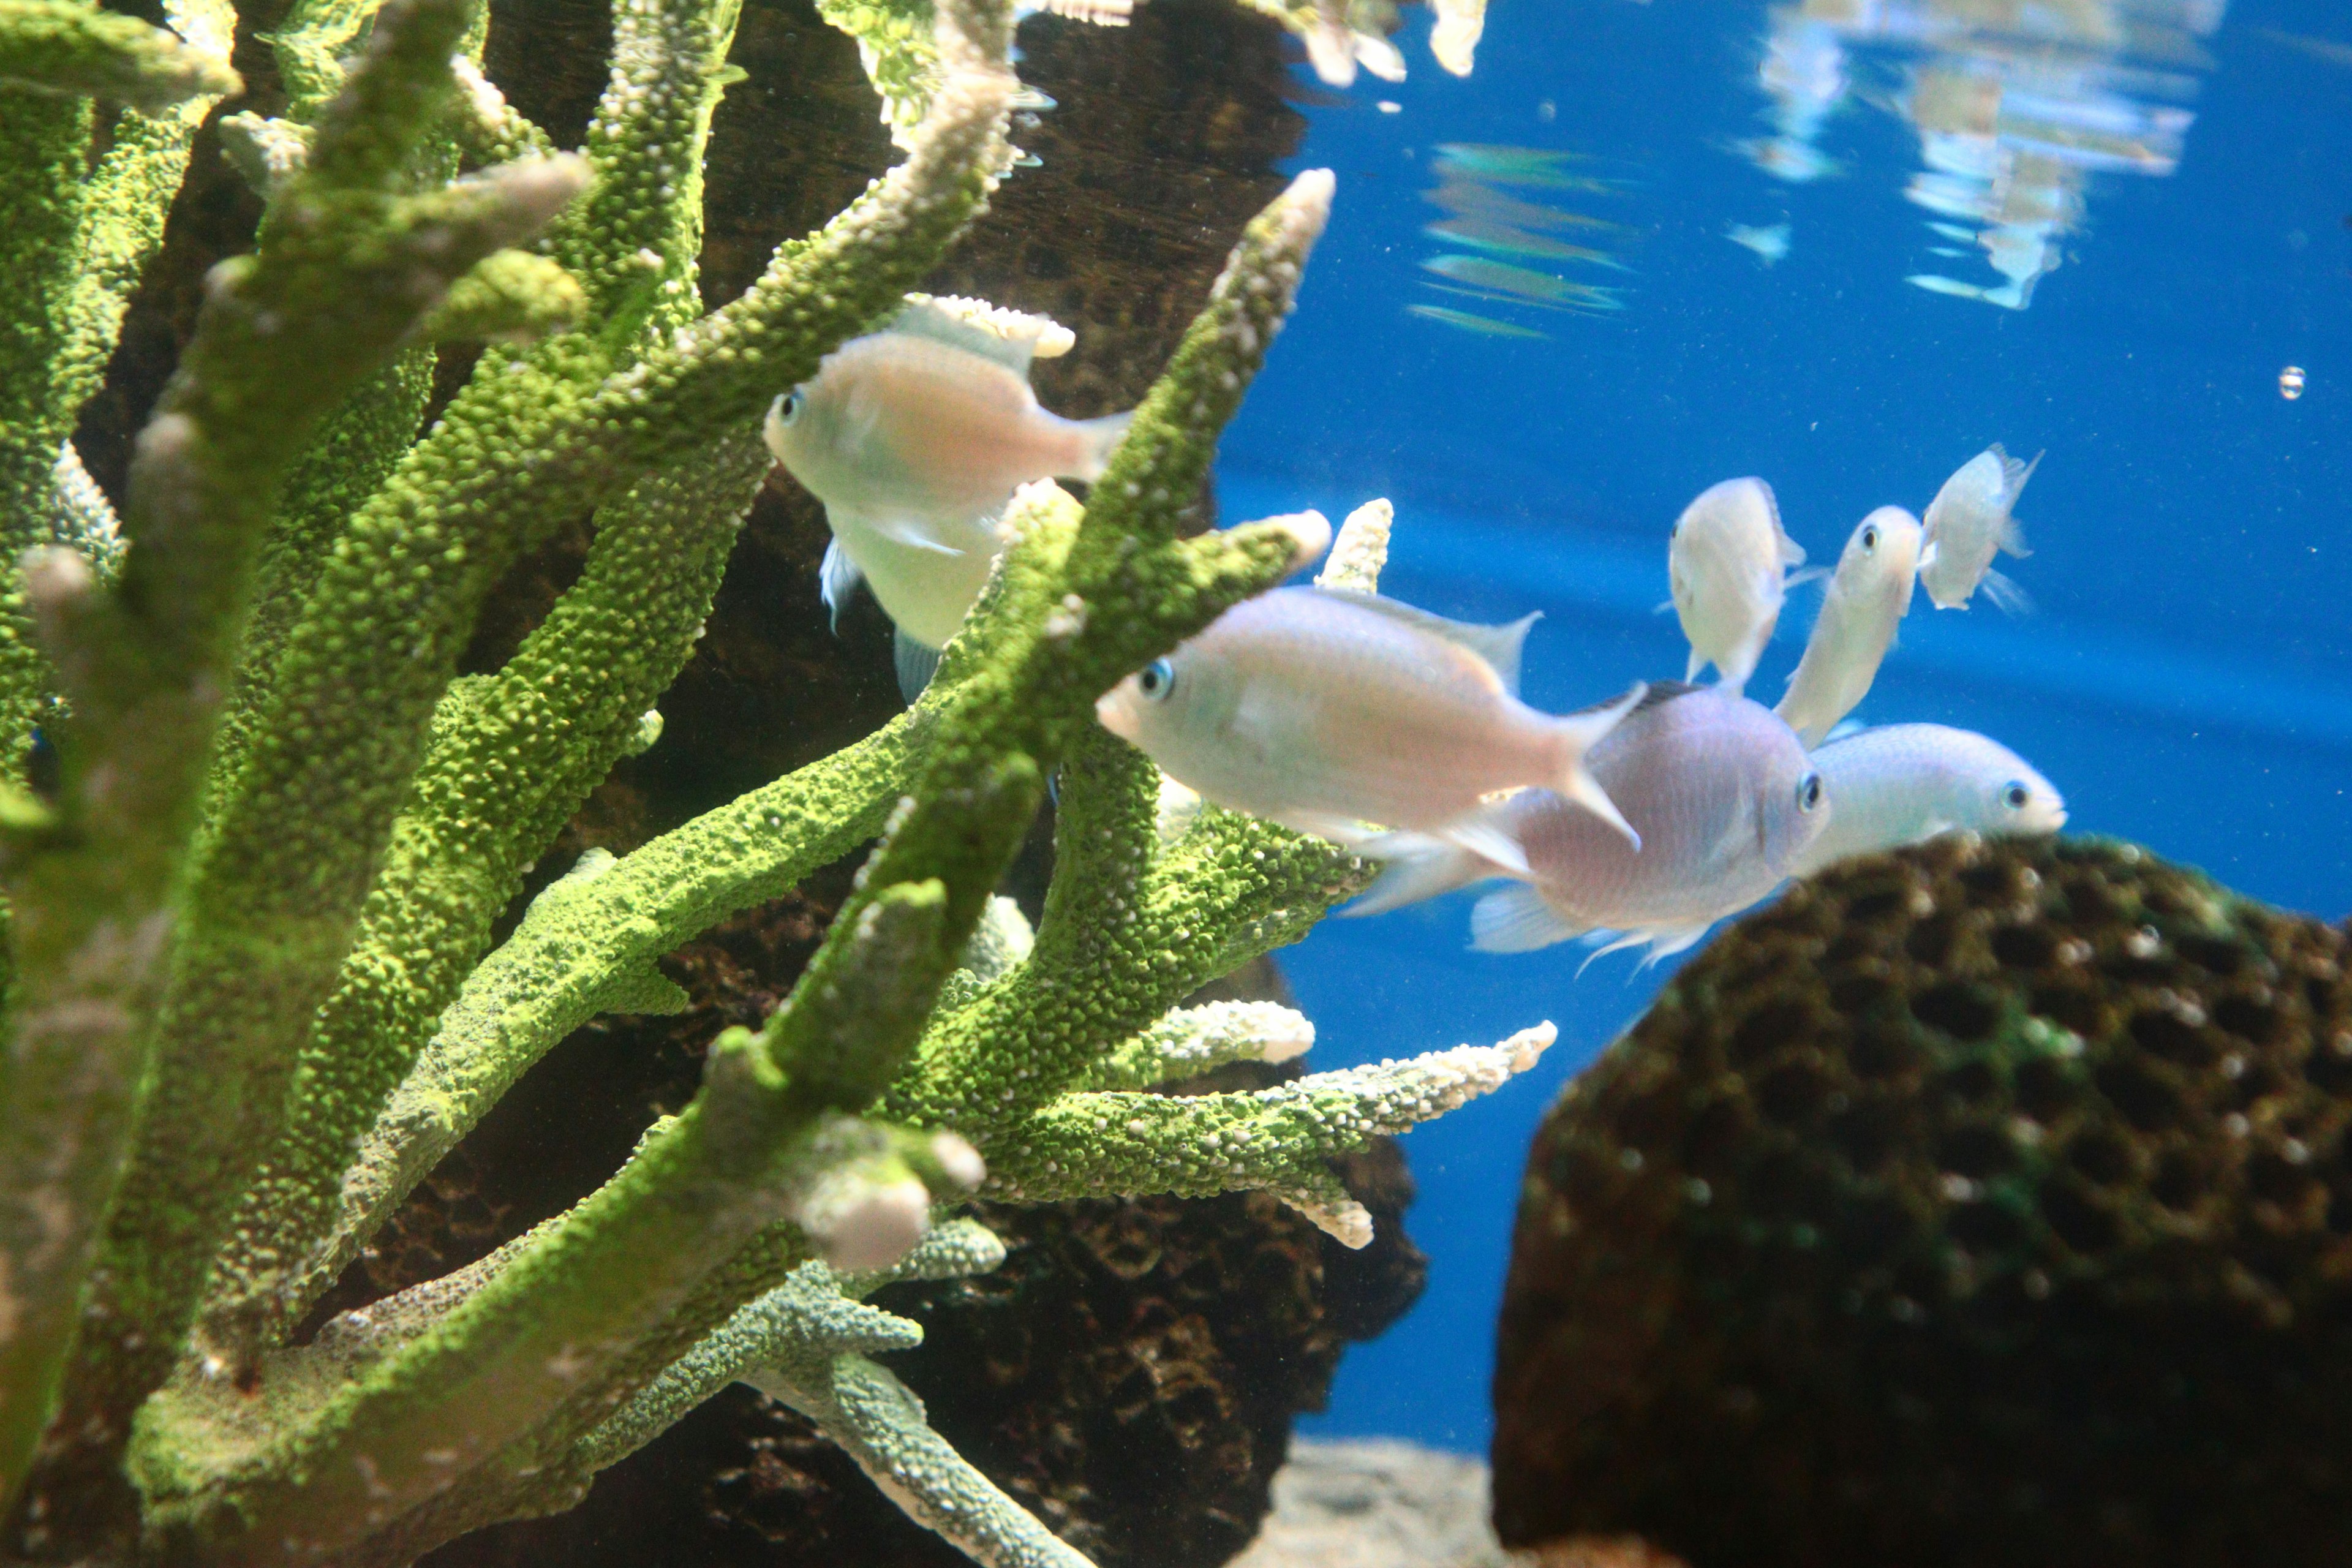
xmin=1492 ymin=835 xmax=2352 ymax=1568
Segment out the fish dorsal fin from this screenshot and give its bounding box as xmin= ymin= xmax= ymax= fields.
xmin=1315 ymin=587 xmax=1540 ymax=695
xmin=891 ymin=294 xmax=1074 ymax=379
xmin=1755 ymin=478 xmax=1806 ymax=566
xmin=1572 ymin=678 xmax=1699 ymax=720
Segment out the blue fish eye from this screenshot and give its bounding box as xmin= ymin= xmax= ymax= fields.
xmin=1137 ymin=658 xmax=1175 ymax=700
xmin=774 ymin=390 xmax=804 ymax=425
xmin=2002 ymin=781 xmax=2030 ymax=810
xmin=1796 ymin=772 xmax=1823 ymax=813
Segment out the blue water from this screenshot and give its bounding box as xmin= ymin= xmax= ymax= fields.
xmin=1212 ymin=0 xmax=2352 ymax=1452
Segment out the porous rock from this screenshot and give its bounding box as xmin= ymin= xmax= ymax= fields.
xmin=1493 ymin=835 xmax=2352 ymax=1568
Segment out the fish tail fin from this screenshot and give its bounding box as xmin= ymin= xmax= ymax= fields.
xmin=1548 ymin=683 xmax=1645 ymax=849
xmin=1979 ymin=568 xmax=2032 ymax=616
xmin=894 ymin=628 xmax=944 ymax=703
xmin=1471 ymin=884 xmax=1584 ymax=953
xmin=1067 ymin=410 xmax=1136 ymax=482
xmin=1343 ymin=832 xmax=1493 ymax=917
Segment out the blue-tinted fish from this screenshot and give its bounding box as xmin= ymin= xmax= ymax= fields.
xmin=764 ymin=297 xmax=1133 ymax=690
xmin=1919 ymin=443 xmax=2039 ymax=611
xmin=1095 ymin=586 xmax=1645 ymax=866
xmin=1788 ymin=723 xmax=2065 ymax=879
xmin=1668 ymin=476 xmax=1810 ymax=693
xmin=1346 ymin=684 xmax=1827 ymax=960
xmin=1775 ymin=505 xmax=1921 ymax=747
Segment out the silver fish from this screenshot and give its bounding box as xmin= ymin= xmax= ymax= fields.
xmin=1775 ymin=505 xmax=1921 ymax=747
xmin=1919 ymin=444 xmax=2040 ymax=611
xmin=1788 ymin=723 xmax=2065 ymax=879
xmin=1095 ymin=586 xmax=1645 ymax=865
xmin=764 ymin=297 xmax=1134 ymax=658
xmin=1348 ymin=684 xmax=1828 ymax=960
xmin=1668 ymin=476 xmax=1809 ymax=693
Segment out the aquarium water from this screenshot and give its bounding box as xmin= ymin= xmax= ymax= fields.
xmin=1221 ymin=0 xmax=2352 ymax=1450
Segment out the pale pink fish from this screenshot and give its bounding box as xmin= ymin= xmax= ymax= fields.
xmin=1918 ymin=444 xmax=2040 ymax=611
xmin=1668 ymin=477 xmax=1811 ymax=693
xmin=764 ymin=298 xmax=1133 ymax=658
xmin=1775 ymin=505 xmax=1921 ymax=747
xmin=1095 ymin=586 xmax=1645 ymax=869
xmin=1346 ymin=683 xmax=1826 ymax=959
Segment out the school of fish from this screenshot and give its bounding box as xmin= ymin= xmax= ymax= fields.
xmin=761 ymin=298 xmax=2067 ymax=972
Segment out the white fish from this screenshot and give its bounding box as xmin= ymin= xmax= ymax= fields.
xmin=1726 ymin=221 xmax=1792 ymax=265
xmin=1775 ymin=505 xmax=1921 ymax=747
xmin=1347 ymin=684 xmax=1828 ymax=960
xmin=1095 ymin=586 xmax=1645 ymax=865
xmin=764 ymin=296 xmax=1134 ymax=666
xmin=1668 ymin=477 xmax=1809 ymax=694
xmin=1789 ymin=723 xmax=2065 ymax=879
xmin=1918 ymin=444 xmax=2040 ymax=611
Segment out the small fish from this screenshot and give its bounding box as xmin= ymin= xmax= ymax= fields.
xmin=1928 ymin=221 xmax=1978 ymax=242
xmin=2281 ymin=364 xmax=2307 ymax=400
xmin=1918 ymin=443 xmax=2040 ymax=611
xmin=1725 ymin=221 xmax=1791 ymax=265
xmin=1406 ymin=303 xmax=1548 ymax=341
xmin=1737 ymin=134 xmax=1840 ymax=183
xmin=1775 ymin=505 xmax=1921 ymax=747
xmin=1905 ymin=273 xmax=1989 ymax=301
xmin=1787 ymin=723 xmax=2064 ymax=879
xmin=1668 ymin=477 xmax=1809 ymax=693
xmin=1420 ymin=254 xmax=1626 ymax=309
xmin=1431 ymin=144 xmax=1615 ymax=193
xmin=1095 ymin=586 xmax=1646 ymax=863
xmin=1423 ymin=218 xmax=1629 ymax=269
xmin=1346 ymin=684 xmax=1827 ymax=960
xmin=764 ymin=296 xmax=1134 ymax=666
xmin=2258 ymin=26 xmax=2352 ymax=70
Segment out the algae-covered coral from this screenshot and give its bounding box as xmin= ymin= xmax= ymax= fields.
xmin=0 ymin=1 xmax=1546 ymax=1564
xmin=1494 ymin=835 xmax=2352 ymax=1568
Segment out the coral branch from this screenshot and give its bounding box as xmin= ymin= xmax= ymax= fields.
xmin=10 ymin=0 xmax=592 ymax=1517
xmin=0 ymin=1 xmax=238 ymax=110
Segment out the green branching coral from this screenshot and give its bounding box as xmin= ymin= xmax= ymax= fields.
xmin=0 ymin=1 xmax=1536 ymax=1564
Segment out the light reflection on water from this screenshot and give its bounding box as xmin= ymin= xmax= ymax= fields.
xmin=1744 ymin=0 xmax=2227 ymax=308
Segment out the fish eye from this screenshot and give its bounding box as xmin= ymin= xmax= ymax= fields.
xmin=2002 ymin=781 xmax=2030 ymax=810
xmin=774 ymin=390 xmax=804 ymax=425
xmin=1137 ymin=658 xmax=1175 ymax=700
xmin=1796 ymin=772 xmax=1823 ymax=813
xmin=1861 ymin=524 xmax=1880 ymax=550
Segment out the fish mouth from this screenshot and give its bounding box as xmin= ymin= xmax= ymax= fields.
xmin=1094 ymin=688 xmax=1139 ymax=739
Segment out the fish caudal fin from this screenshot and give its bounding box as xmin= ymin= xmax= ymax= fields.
xmin=894 ymin=630 xmax=944 ymax=704
xmin=1343 ymin=832 xmax=1494 ymax=917
xmin=1470 ymin=884 xmax=1585 ymax=952
xmin=1068 ymin=410 xmax=1136 ymax=483
xmin=819 ymin=538 xmax=863 ymax=633
xmin=1549 ymin=683 xmax=1646 ymax=848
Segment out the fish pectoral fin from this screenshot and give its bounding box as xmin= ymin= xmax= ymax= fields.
xmin=847 ymin=507 xmax=966 ymax=555
xmin=1343 ymin=832 xmax=1495 ymax=917
xmin=1999 ymin=514 xmax=2032 ymax=559
xmin=1979 ymin=568 xmax=2032 ymax=616
xmin=1469 ymin=884 xmax=1585 ymax=953
xmin=1784 ymin=565 xmax=1828 ymax=592
xmin=894 ymin=630 xmax=944 ymax=704
xmin=1436 ymin=815 xmax=1532 ymax=878
xmin=819 ymin=538 xmax=864 ymax=633
xmin=890 ymin=295 xmax=1068 ymax=378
